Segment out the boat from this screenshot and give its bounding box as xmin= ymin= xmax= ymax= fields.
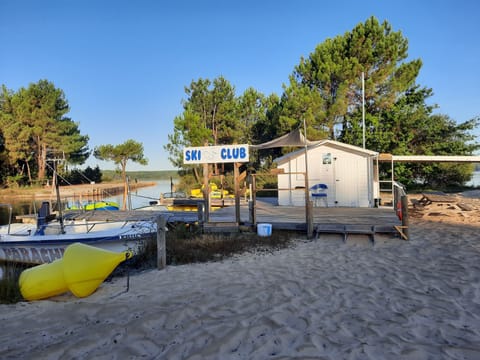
xmin=68 ymin=200 xmax=120 ymax=211
xmin=135 ymin=203 xmax=169 ymax=211
xmin=0 ymin=202 xmax=156 ymax=265
xmin=190 ymin=183 xmax=234 ymax=199
xmin=81 ymin=200 xmax=120 ymax=211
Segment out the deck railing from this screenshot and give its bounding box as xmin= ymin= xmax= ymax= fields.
xmin=392 ymin=181 xmax=407 ymax=212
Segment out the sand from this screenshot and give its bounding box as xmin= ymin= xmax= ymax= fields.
xmin=1 ymin=204 xmax=480 ymax=359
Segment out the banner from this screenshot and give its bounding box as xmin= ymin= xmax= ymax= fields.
xmin=183 ymin=144 xmax=249 ymax=164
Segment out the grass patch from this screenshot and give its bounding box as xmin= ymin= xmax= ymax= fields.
xmin=166 ymin=230 xmax=294 ymax=265
xmin=115 ymin=225 xmax=298 ymax=274
xmin=1 ymin=226 xmax=300 ymax=303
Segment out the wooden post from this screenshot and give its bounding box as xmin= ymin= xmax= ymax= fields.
xmin=394 ymin=195 xmax=410 ymax=240
xmin=234 ymin=162 xmax=240 ymax=224
xmin=401 ymin=195 xmax=409 ymax=240
xmin=197 ymin=201 xmax=205 ymax=224
xmin=156 ymin=215 xmax=167 ymax=270
xmin=304 ymin=172 xmax=313 ymax=239
xmin=203 ymin=163 xmax=210 ymax=222
xmin=303 ymin=119 xmax=312 ymax=239
xmin=251 ymin=174 xmax=257 ymax=225
xmin=307 ymin=200 xmax=314 ymax=238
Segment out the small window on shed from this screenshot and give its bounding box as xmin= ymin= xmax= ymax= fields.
xmin=322 ymin=153 xmax=332 ymax=165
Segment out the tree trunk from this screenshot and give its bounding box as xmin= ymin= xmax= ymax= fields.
xmin=26 ymin=160 xmax=32 ymax=184
xmin=193 ymin=166 xmax=201 ymax=183
xmin=37 ymin=142 xmax=47 ymax=180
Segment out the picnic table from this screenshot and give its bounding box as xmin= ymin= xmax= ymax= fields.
xmin=412 ymin=192 xmax=474 ymax=212
xmin=415 ymin=193 xmax=457 ymax=207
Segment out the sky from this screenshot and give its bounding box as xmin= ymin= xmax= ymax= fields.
xmin=1 ymin=0 xmax=479 ymax=171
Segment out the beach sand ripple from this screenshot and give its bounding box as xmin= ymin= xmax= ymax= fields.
xmin=1 ymin=218 xmax=480 ymax=359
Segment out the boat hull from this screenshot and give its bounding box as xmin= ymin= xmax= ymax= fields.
xmin=0 ymin=220 xmax=156 ymax=265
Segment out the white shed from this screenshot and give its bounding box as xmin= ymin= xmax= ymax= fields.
xmin=274 ymin=140 xmax=380 ymax=207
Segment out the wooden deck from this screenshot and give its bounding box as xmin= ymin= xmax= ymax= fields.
xmin=210 ymin=198 xmax=402 ymax=240
xmin=63 ymin=197 xmax=402 ymax=240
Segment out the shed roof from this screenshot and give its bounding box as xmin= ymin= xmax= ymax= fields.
xmin=274 ymin=140 xmax=378 ymax=165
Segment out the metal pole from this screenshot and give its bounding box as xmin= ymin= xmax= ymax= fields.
xmin=156 ymin=215 xmax=167 ymax=269
xmin=54 ymin=164 xmax=65 ymax=234
xmin=362 ymin=72 xmax=366 ymax=149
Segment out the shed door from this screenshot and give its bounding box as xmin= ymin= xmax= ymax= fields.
xmin=333 ymin=156 xmax=359 ymax=207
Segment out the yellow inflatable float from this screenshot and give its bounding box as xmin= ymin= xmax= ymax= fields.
xmin=19 ymin=243 xmax=131 ymax=301
xmin=18 ymin=259 xmax=68 ymax=301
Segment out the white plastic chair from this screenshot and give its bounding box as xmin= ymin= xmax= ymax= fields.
xmin=310 ymin=183 xmax=328 ymax=207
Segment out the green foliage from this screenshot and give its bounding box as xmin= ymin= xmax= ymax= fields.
xmin=101 ymin=170 xmax=179 ymax=181
xmin=174 ymin=170 xmax=200 ymax=195
xmin=94 ymin=139 xmax=148 ymax=180
xmin=0 ymin=80 xmax=89 ymax=185
xmin=289 ymin=16 xmax=422 ymax=141
xmin=165 ymin=77 xmax=276 ymax=175
xmin=5 ymin=174 xmax=28 ymax=188
xmin=2 ymin=17 xmax=475 ymax=191
xmin=293 ymin=36 xmax=353 ymax=138
xmin=344 ymin=84 xmax=480 ymax=187
xmin=281 ymin=16 xmax=479 ymax=188
xmin=94 ymin=139 xmax=148 ymax=209
xmin=411 ymin=163 xmax=474 ymax=189
xmin=165 ymin=77 xmax=238 ymax=173
xmin=63 ymin=166 xmax=103 ymax=185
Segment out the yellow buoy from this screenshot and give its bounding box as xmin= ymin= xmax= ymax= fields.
xmin=63 ymin=243 xmax=131 ymax=298
xmin=19 ymin=259 xmax=68 ymax=301
xmin=18 ymin=243 xmax=131 ymax=300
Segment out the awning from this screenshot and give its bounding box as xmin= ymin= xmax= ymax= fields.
xmin=249 ymin=128 xmax=323 ymax=149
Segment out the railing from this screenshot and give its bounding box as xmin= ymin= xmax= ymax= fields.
xmin=392 ymin=181 xmax=407 ymax=212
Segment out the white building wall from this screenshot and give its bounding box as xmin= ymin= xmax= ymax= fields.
xmin=277 ymin=144 xmax=375 ymax=207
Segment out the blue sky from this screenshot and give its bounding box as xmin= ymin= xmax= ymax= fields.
xmin=1 ymin=0 xmax=479 ymax=170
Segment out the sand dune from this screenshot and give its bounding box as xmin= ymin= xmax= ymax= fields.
xmin=1 ymin=217 xmax=480 ymax=359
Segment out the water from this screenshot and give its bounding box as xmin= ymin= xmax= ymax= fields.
xmin=0 ymin=179 xmax=174 ymax=226
xmin=466 ymin=171 xmax=480 ymax=187
xmin=104 ymin=179 xmax=173 ymax=209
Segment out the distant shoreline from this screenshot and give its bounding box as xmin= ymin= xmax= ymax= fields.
xmin=0 ymin=181 xmax=156 ymax=201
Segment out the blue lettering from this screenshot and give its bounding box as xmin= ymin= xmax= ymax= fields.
xmin=186 ymin=150 xmax=201 ymax=161
xmin=195 ymin=150 xmax=201 ymax=161
xmin=220 ymin=147 xmax=248 ymax=161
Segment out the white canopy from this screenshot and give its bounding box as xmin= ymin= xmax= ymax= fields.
xmin=249 ymin=128 xmax=322 ymax=149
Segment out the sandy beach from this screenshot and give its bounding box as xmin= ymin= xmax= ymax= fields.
xmin=1 ymin=202 xmax=480 ymax=359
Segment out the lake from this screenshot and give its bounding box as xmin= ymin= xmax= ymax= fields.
xmin=466 ymin=171 xmax=480 ymax=187
xmin=103 ymin=179 xmax=174 ymax=209
xmin=0 ymin=179 xmax=174 ymax=226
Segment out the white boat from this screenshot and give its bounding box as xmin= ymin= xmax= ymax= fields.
xmin=0 ymin=203 xmax=156 ymax=265
xmin=134 ymin=201 xmax=168 ymax=211
xmin=0 ymin=163 xmax=159 ymax=266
